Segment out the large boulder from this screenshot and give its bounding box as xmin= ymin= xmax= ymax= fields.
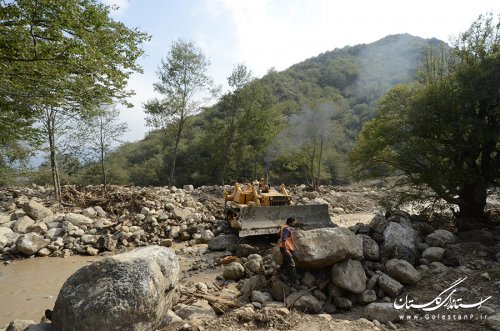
xmin=382 ymin=222 xmax=419 ymax=264
xmin=22 ymin=200 xmax=53 ymax=220
xmin=51 ymin=246 xmax=180 ymax=331
xmin=385 ymin=259 xmax=420 ymax=285
xmin=16 ymin=233 xmax=47 ymax=255
xmin=294 ymin=228 xmax=363 ymax=268
xmin=331 ymin=259 xmax=367 ymax=294
xmin=64 ymin=213 xmax=93 ymax=227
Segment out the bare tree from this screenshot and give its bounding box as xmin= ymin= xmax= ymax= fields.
xmin=73 ymin=105 xmax=128 ymax=187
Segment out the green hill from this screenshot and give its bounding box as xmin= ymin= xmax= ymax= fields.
xmin=78 ymin=34 xmax=446 ymax=187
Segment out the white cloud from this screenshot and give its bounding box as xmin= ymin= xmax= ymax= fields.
xmin=203 ymin=0 xmax=500 ymax=78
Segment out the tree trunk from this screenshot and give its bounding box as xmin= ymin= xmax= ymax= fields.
xmin=169 ymin=121 xmax=184 ymax=185
xmin=457 ymin=183 xmax=487 ymax=219
xmin=46 ymin=109 xmax=61 ymax=201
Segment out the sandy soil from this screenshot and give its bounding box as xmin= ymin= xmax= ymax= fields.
xmin=0 ymin=256 xmax=101 ymax=327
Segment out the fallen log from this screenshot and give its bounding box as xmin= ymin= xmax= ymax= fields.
xmin=180 ymin=290 xmax=243 ymax=308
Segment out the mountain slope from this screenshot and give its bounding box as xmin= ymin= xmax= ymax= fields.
xmin=84 ymin=34 xmax=447 ymax=186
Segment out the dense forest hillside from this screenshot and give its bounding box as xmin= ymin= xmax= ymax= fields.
xmin=40 ymin=34 xmax=446 ymax=187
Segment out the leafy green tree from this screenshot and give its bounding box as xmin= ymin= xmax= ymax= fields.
xmin=350 ymin=13 xmax=500 ymax=221
xmin=0 ymin=0 xmax=149 ymax=196
xmin=144 ymin=39 xmax=214 ymax=185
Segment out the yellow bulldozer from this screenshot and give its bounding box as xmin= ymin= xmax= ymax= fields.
xmin=224 ymin=178 xmax=332 ymax=237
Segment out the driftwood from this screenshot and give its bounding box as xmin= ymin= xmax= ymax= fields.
xmin=180 ymin=290 xmax=243 ymax=308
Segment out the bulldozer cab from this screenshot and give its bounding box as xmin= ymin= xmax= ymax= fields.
xmin=224 ymin=181 xmax=332 ymax=237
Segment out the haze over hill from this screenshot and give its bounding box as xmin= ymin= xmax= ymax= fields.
xmin=55 ymin=33 xmax=444 ymax=187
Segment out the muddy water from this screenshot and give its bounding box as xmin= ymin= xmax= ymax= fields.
xmin=0 ymin=256 xmax=101 ymax=327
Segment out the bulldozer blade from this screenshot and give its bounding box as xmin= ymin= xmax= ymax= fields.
xmin=238 ymin=204 xmax=333 ymax=237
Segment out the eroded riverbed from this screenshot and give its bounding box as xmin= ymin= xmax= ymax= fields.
xmin=0 ymin=255 xmax=101 ymax=327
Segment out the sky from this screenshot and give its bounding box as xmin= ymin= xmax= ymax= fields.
xmin=102 ymin=0 xmax=500 ymax=142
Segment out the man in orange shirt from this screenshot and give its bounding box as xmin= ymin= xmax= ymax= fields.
xmin=279 ymin=217 xmax=300 ymax=285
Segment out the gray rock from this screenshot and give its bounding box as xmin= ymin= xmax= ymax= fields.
xmin=331 ymin=259 xmax=367 ymax=294
xmin=223 ymin=262 xmax=245 ymax=280
xmin=377 ymin=273 xmax=403 ymax=297
xmin=24 ymin=323 xmax=55 ymax=331
xmin=94 ymin=206 xmax=107 ymax=218
xmin=294 ymin=227 xmax=363 ymax=268
xmin=382 ymin=222 xmax=419 ymax=264
xmin=5 ymin=320 xmax=36 ymax=331
xmin=175 ymin=300 xmax=216 ymax=320
xmin=434 ymin=229 xmax=456 ymax=244
xmin=198 ymin=229 xmax=214 ymax=244
xmin=480 ymin=306 xmax=496 ymax=316
xmin=251 ymin=291 xmax=273 ymax=304
xmin=12 ymin=216 xmax=35 ymax=233
xmin=0 ymin=232 xmax=19 ymax=248
xmin=425 ymin=233 xmax=444 ymax=247
xmin=183 ymin=185 xmax=194 ymax=191
xmin=327 ymin=282 xmax=346 ymax=297
xmin=486 ymin=315 xmax=500 ymax=330
xmin=385 ymin=259 xmax=420 ymax=285
xmin=0 ymin=215 xmax=11 ymax=225
xmin=301 ymin=271 xmax=316 ymax=288
xmin=270 ymin=276 xmax=290 ymax=301
xmin=358 ymin=290 xmax=377 ymax=305
xmin=82 ymin=207 xmax=97 ymax=218
xmin=333 ymin=297 xmax=352 ymax=310
xmin=22 ymin=200 xmax=53 ymax=220
xmin=286 ymin=292 xmax=322 ymax=313
xmin=244 ymin=259 xmax=261 ymax=274
xmin=95 ymin=235 xmax=118 ymax=252
xmin=26 ymin=222 xmax=48 ymax=235
xmin=362 ymin=235 xmax=380 ymax=261
xmin=366 ymin=274 xmax=379 ymax=290
xmin=422 ymin=247 xmax=445 ymax=262
xmin=64 ymin=213 xmax=93 ymax=227
xmin=208 ymin=234 xmax=241 ymax=251
xmin=365 ymin=303 xmax=401 ymax=323
xmin=172 ymin=207 xmax=191 ymax=221
xmin=80 ymin=234 xmax=97 ymax=245
xmin=51 ymin=246 xmax=180 ymax=331
xmin=369 ymin=214 xmax=388 ymax=233
xmin=162 ymin=310 xmax=182 ymax=326
xmin=235 ymin=243 xmax=259 ymax=257
xmin=416 ymin=242 xmax=430 ymax=252
xmin=0 ymin=226 xmax=13 ymax=237
xmin=16 ymin=233 xmax=47 ymax=255
xmin=430 ymin=261 xmax=448 ymax=273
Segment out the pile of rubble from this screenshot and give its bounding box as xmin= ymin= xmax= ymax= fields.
xmin=0 ymin=185 xmax=225 ymax=260
xmin=0 ymin=183 xmax=382 ymax=261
